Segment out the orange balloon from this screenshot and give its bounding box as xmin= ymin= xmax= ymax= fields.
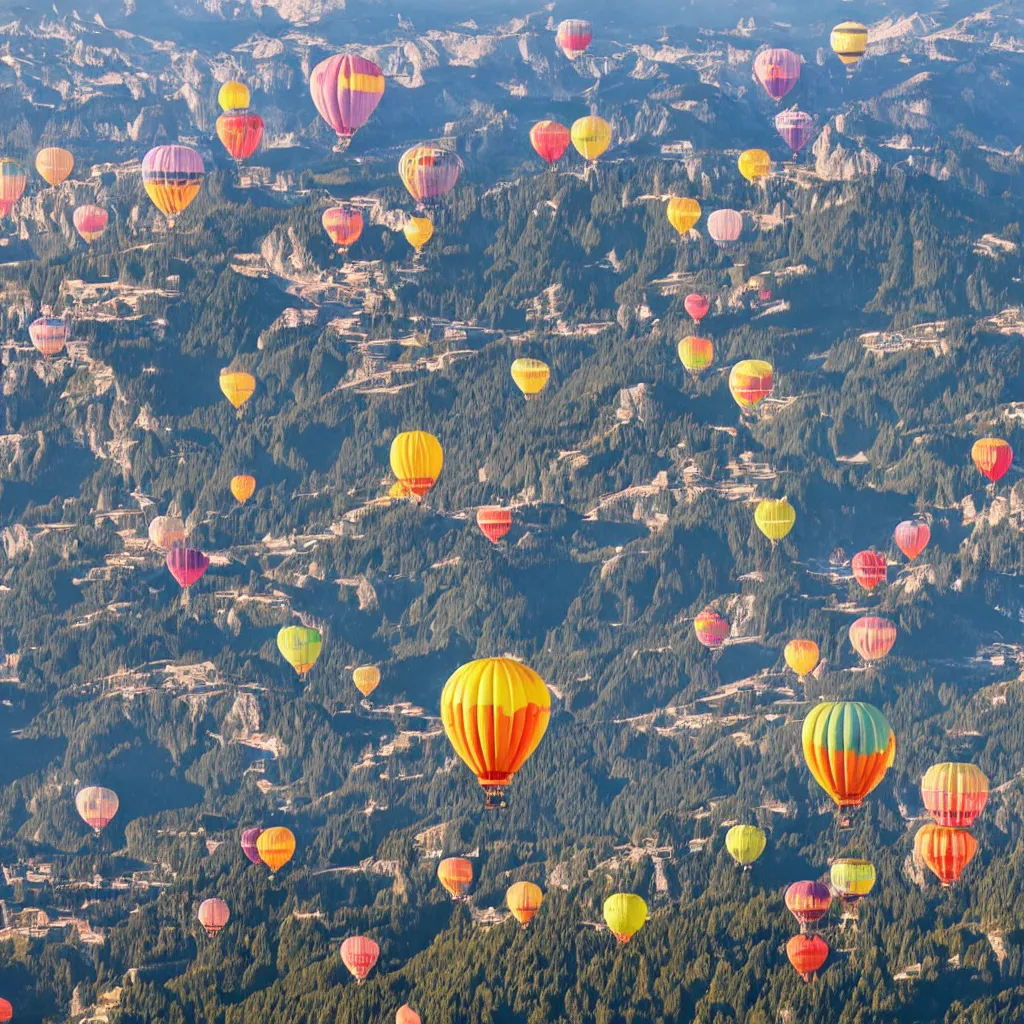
xmin=506 ymin=880 xmax=543 ymax=927
xmin=914 ymin=825 xmax=977 ymax=887
xmin=230 ymin=474 xmax=255 ymax=503
xmin=396 ymin=1007 xmax=421 ymax=1024
xmin=437 ymin=856 xmax=473 ymax=900
xmin=256 ymin=826 xmax=296 ymax=872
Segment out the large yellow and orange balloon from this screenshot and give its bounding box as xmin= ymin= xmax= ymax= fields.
xmin=914 ymin=824 xmax=977 ymax=887
xmin=802 ymin=701 xmax=893 ymax=808
xmin=440 ymin=657 xmax=551 ymax=808
xmin=437 ymin=857 xmax=473 ymax=900
xmin=35 ymin=147 xmax=74 ymax=187
xmin=666 ymin=197 xmax=701 ymax=237
xmin=729 ymin=359 xmax=773 ymax=411
xmin=390 ymin=431 xmax=443 ymax=499
xmin=738 ymin=149 xmax=771 ymax=183
xmin=510 ymin=358 xmax=550 ymax=398
xmin=230 ymin=475 xmax=255 ymax=504
xmin=506 ymin=881 xmax=543 ymax=927
xmin=570 ymin=116 xmax=611 ymax=163
xmin=784 ymin=639 xmax=820 ymax=677
xmin=921 ymin=762 xmax=988 ymax=828
xmin=602 ymin=893 xmax=647 ymax=943
xmin=256 ymin=826 xmax=296 ymax=872
xmin=725 ymin=824 xmax=766 ymax=868
xmin=830 ymin=22 xmax=868 ymax=68
xmin=677 ymin=336 xmax=714 ymax=374
xmin=220 ymin=369 xmax=256 ymax=410
xmin=403 ymin=215 xmax=434 ymax=252
xmin=277 ymin=626 xmax=322 ymax=677
xmin=754 ymin=497 xmax=795 ymax=541
xmin=141 ymin=145 xmax=204 ymax=226
xmin=352 ymin=665 xmax=381 ymax=697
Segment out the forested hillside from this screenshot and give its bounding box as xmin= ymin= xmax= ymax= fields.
xmin=2 ymin=2 xmax=1024 ymax=1022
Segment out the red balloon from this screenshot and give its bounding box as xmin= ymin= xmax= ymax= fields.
xmin=787 ymin=934 xmax=828 ymax=981
xmin=340 ymin=935 xmax=380 ymax=982
xmin=684 ymin=293 xmax=709 ymax=322
xmin=694 ymin=608 xmax=729 ymax=650
xmin=477 ymin=506 xmax=512 ymax=544
xmin=529 ymin=121 xmax=571 ymax=165
xmin=322 ymin=206 xmax=363 ymax=250
xmin=166 ymin=544 xmax=209 ymax=588
xmin=851 ymin=550 xmax=886 ymax=591
xmin=0 ymin=998 xmax=11 ymax=1023
xmin=216 ymin=112 xmax=264 ymax=161
xmin=894 ymin=520 xmax=930 ymax=561
xmin=849 ymin=616 xmax=897 ymax=662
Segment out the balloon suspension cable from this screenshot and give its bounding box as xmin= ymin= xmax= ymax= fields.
xmin=333 ymin=135 xmax=353 ymax=154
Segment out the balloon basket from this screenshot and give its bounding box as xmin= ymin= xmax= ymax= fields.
xmin=483 ymin=787 xmax=507 ymax=810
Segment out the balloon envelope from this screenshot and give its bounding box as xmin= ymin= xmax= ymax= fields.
xmin=728 ymin=359 xmax=773 ymax=410
xmin=29 ymin=316 xmax=68 ymax=357
xmin=141 ymin=145 xmax=204 ymax=224
xmin=75 ymin=786 xmax=119 ymax=832
xmin=149 ymin=515 xmax=185 ymax=550
xmin=511 ymin=358 xmax=550 ymax=397
xmin=683 ymin=292 xmax=709 ymax=321
xmin=570 ymin=116 xmax=611 ymax=162
xmin=73 ymin=204 xmax=108 ymax=243
xmin=399 ymin=145 xmax=463 ymax=206
xmin=437 ymin=857 xmax=473 ymax=899
xmin=403 ymin=216 xmax=433 ymax=252
xmin=972 ymin=437 xmax=1013 ymax=482
xmin=217 ymin=113 xmax=263 ymax=160
xmin=603 ymin=893 xmax=647 ymax=943
xmin=340 ymin=936 xmax=380 ymax=982
xmin=707 ymin=209 xmax=743 ymax=248
xmin=277 ymin=626 xmax=322 ymax=676
xmin=390 ymin=431 xmax=443 ymax=498
xmin=849 ymin=615 xmax=897 ymax=661
xmin=556 ymin=18 xmax=592 ymax=58
xmin=220 ymin=370 xmax=256 ymax=409
xmin=0 ymin=158 xmax=27 ymax=208
xmin=166 ymin=545 xmax=209 ymax=588
xmin=530 ymin=120 xmax=571 ymax=164
xmin=677 ymin=336 xmax=714 ymax=374
xmin=322 ymin=206 xmax=363 ymax=249
xmin=219 ymin=80 xmax=250 ymax=111
xmin=256 ymin=826 xmax=296 ymax=872
xmin=667 ymin=197 xmax=701 ymax=237
xmin=894 ymin=520 xmax=930 ymax=560
xmin=352 ymin=665 xmax=381 ymax=697
xmin=754 ymin=498 xmax=795 ymax=541
xmin=784 ymin=639 xmax=819 ymax=677
xmin=506 ymin=880 xmax=543 ymax=926
xmin=775 ymin=110 xmax=815 ymax=155
xmin=310 ymin=54 xmax=385 ymax=139
xmin=831 ymin=22 xmax=868 ymax=66
xmin=753 ymin=48 xmax=801 ymax=101
xmin=914 ymin=824 xmax=977 ymax=886
xmin=830 ymin=858 xmax=876 ymax=905
xmin=241 ymin=826 xmax=263 ymax=864
xmin=738 ymin=148 xmax=771 ymax=182
xmin=921 ymin=762 xmax=988 ymax=828
xmin=230 ymin=475 xmax=256 ymax=504
xmin=694 ymin=608 xmax=729 ymax=649
xmin=787 ymin=934 xmax=828 ymax=981
xmin=725 ymin=824 xmax=766 ymax=867
xmin=851 ymin=550 xmax=887 ymax=590
xmin=477 ymin=507 xmax=512 ymax=544
xmin=197 ymin=898 xmax=230 ymax=935
xmin=785 ymin=881 xmax=832 ymax=930
xmin=36 ymin=147 xmax=73 ymax=187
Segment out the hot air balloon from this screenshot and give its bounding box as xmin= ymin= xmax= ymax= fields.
xmin=218 ymin=80 xmax=250 ymax=111
xmin=894 ymin=520 xmax=930 ymax=561
xmin=399 ymin=145 xmax=464 ymax=207
xmin=256 ymin=826 xmax=296 ymax=873
xmin=220 ymin=369 xmax=256 ymax=410
xmin=388 ymin=481 xmax=411 ymax=500
xmin=403 ymin=216 xmax=433 ymax=252
xmin=851 ymin=550 xmax=887 ymax=591
xmin=787 ymin=934 xmax=828 ymax=982
xmin=694 ymin=608 xmax=729 ymax=650
xmin=353 ymin=665 xmax=381 ymax=697
xmin=530 ymin=120 xmax=571 ymax=164
xmin=166 ymin=545 xmax=209 ymax=588
xmin=75 ymin=786 xmax=119 ymax=834
xmin=759 ymin=288 xmax=773 ymax=302
xmin=396 ymin=1007 xmax=421 ymax=1024
xmin=914 ymin=824 xmax=977 ymax=887
xmin=241 ymin=826 xmax=263 ymax=865
xmin=197 ymin=898 xmax=230 ymax=935
xmin=28 ymin=315 xmax=68 ymax=358
xmin=753 ymin=48 xmax=801 ymax=101
xmin=477 ymin=507 xmax=512 ymax=544
xmin=829 ymin=858 xmax=876 ymax=911
xmin=510 ymin=358 xmax=550 ymax=398
xmin=310 ymin=54 xmax=385 ymax=143
xmin=707 ymin=209 xmax=743 ymax=251
xmin=921 ymin=763 xmax=989 ymax=828
xmin=555 ymin=19 xmax=592 ymax=59
xmin=684 ymin=293 xmax=709 ymax=323
xmin=277 ymin=625 xmax=322 ymax=677
xmin=36 ymin=147 xmax=73 ymax=187
xmin=677 ymin=336 xmax=714 ymax=375
xmin=972 ymin=438 xmax=1013 ymax=483
xmin=728 ymin=359 xmax=773 ymax=411
xmin=440 ymin=657 xmax=551 ymax=808
xmin=390 ymin=431 xmax=443 ymax=499
xmin=785 ymin=881 xmax=832 ymax=932
xmin=774 ymin=109 xmax=815 ymax=158
xmin=570 ymin=116 xmax=611 ymax=163
xmin=754 ymin=498 xmax=795 ymax=542
xmin=603 ymin=893 xmax=647 ymax=943
xmin=725 ymin=824 xmax=766 ymax=869
xmin=849 ymin=616 xmax=897 ymax=662
xmin=507 ymin=881 xmax=543 ymax=927
xmin=141 ymin=145 xmax=204 ymax=227
xmin=0 ymin=998 xmax=11 ymax=1023
xmin=831 ymin=22 xmax=868 ymax=68
xmin=738 ymin=149 xmax=771 ymax=183
xmin=784 ymin=639 xmax=820 ymax=678
xmin=230 ymin=475 xmax=256 ymax=504
xmin=667 ymin=197 xmax=701 ymax=237
xmin=216 ymin=112 xmax=264 ymax=161
xmin=802 ymin=701 xmax=893 ymax=808
xmin=73 ymin=204 xmax=108 ymax=243
xmin=437 ymin=857 xmax=473 ymax=900
xmin=0 ymin=158 xmax=26 ymax=214
xmin=340 ymin=936 xmax=379 ymax=983
xmin=149 ymin=515 xmax=185 ymax=550
xmin=322 ymin=206 xmax=363 ymax=251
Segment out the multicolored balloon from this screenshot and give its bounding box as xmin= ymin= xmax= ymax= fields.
xmin=437 ymin=857 xmax=473 ymax=900
xmin=73 ymin=204 xmax=108 ymax=243
xmin=28 ymin=316 xmax=68 ymax=358
xmin=506 ymin=881 xmax=543 ymax=927
xmin=75 ymin=786 xmax=119 ymax=834
xmin=677 ymin=336 xmax=714 ymax=375
xmin=216 ymin=113 xmax=264 ymax=161
xmin=277 ymin=625 xmax=322 ymax=677
xmin=829 ymin=858 xmax=875 ymax=910
xmin=0 ymin=158 xmax=26 ymax=215
xmin=831 ymin=22 xmax=868 ymax=68
xmin=694 ymin=608 xmax=729 ymax=650
xmin=141 ymin=145 xmax=204 ymax=227
xmin=753 ymin=48 xmax=801 ymax=101
xmin=774 ymin=110 xmax=815 ymax=157
xmin=972 ymin=438 xmax=1013 ymax=483
xmin=241 ymin=826 xmax=263 ymax=864
xmin=148 ymin=515 xmax=184 ymax=550
xmin=785 ymin=881 xmax=832 ymax=931
xmin=849 ymin=616 xmax=897 ymax=662
xmin=555 ymin=19 xmax=592 ymax=59
xmin=894 ymin=520 xmax=930 ymax=561
xmin=914 ymin=824 xmax=977 ymax=887
xmin=921 ymin=763 xmax=988 ymax=828
xmin=399 ymin=145 xmax=464 ymax=207
xmin=310 ymin=54 xmax=385 ymax=141
xmin=728 ymin=359 xmax=773 ymax=411
xmin=321 ymin=206 xmax=363 ymax=250
xmin=390 ymin=430 xmax=443 ymax=498
xmin=340 ymin=936 xmax=380 ymax=982
xmin=851 ymin=550 xmax=887 ymax=591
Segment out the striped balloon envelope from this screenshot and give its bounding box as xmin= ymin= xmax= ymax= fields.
xmin=849 ymin=615 xmax=897 ymax=662
xmin=73 ymin=204 xmax=108 ymax=243
xmin=399 ymin=145 xmax=464 ymax=207
xmin=555 ymin=18 xmax=592 ymax=59
xmin=530 ymin=120 xmax=571 ymax=164
xmin=830 ymin=21 xmax=868 ymax=68
xmin=775 ymin=109 xmax=815 ymax=157
xmin=894 ymin=520 xmax=930 ymax=561
xmin=141 ymin=145 xmax=204 ymax=226
xmin=785 ymin=881 xmax=832 ymax=931
xmin=752 ymin=47 xmax=801 ymax=101
xmin=972 ymin=437 xmax=1013 ymax=483
xmin=914 ymin=824 xmax=977 ymax=887
xmin=310 ymin=54 xmax=385 ymax=141
xmin=728 ymin=359 xmax=773 ymax=411
xmin=921 ymin=762 xmax=988 ymax=828
xmin=216 ymin=112 xmax=263 ymax=161
xmin=28 ymin=315 xmax=68 ymax=357
xmin=477 ymin=506 xmax=512 ymax=544
xmin=340 ymin=936 xmax=380 ymax=982
xmin=166 ymin=545 xmax=210 ymax=588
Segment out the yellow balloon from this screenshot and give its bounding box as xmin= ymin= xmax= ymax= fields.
xmin=738 ymin=149 xmax=771 ymax=183
xmin=666 ymin=197 xmax=701 ymax=237
xmin=831 ymin=22 xmax=868 ymax=67
xmin=754 ymin=498 xmax=795 ymax=541
xmin=677 ymin=336 xmax=714 ymax=374
xmin=230 ymin=474 xmax=255 ymax=503
xmin=219 ymin=80 xmax=250 ymax=111
xmin=510 ymin=358 xmax=550 ymax=398
xmin=725 ymin=824 xmax=766 ymax=867
xmin=220 ymin=370 xmax=256 ymax=410
xmin=35 ymin=147 xmax=74 ymax=187
xmin=256 ymin=826 xmax=295 ymax=872
xmin=602 ymin=893 xmax=647 ymax=943
xmin=389 ymin=431 xmax=443 ymax=499
xmin=784 ymin=639 xmax=820 ymax=677
xmin=352 ymin=665 xmax=381 ymax=696
xmin=388 ymin=480 xmax=411 ymax=500
xmin=403 ymin=216 xmax=434 ymax=252
xmin=570 ymin=115 xmax=611 ymax=162
xmin=277 ymin=626 xmax=322 ymax=676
